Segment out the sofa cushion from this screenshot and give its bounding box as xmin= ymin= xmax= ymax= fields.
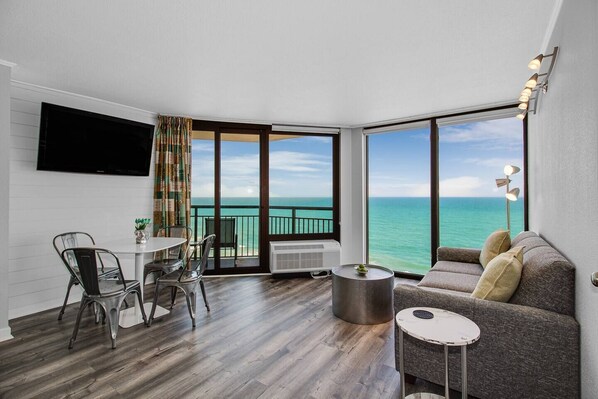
xmin=418 ymin=270 xmax=480 ymax=293
xmin=509 ymin=233 xmax=576 ymax=316
xmin=471 ymin=246 xmax=524 ymax=302
xmin=479 ymin=230 xmax=511 ymax=268
xmin=431 ymin=260 xmax=484 ymax=276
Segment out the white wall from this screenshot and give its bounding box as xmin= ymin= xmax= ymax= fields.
xmin=340 ymin=127 xmax=366 ymax=264
xmin=8 ymin=82 xmax=156 ymax=319
xmin=528 ymin=1 xmax=598 ymax=397
xmin=0 ymin=63 xmax=13 ymax=341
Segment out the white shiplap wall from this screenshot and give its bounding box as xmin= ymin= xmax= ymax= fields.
xmin=9 ymin=82 xmax=157 ymax=319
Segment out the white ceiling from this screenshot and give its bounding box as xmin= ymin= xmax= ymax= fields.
xmin=0 ymin=0 xmax=558 ymax=127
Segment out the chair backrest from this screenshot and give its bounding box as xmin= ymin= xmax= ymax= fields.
xmin=53 ymin=232 xmax=96 ymax=277
xmin=205 ymin=218 xmax=235 ymax=247
xmin=155 ymin=225 xmax=192 ymax=260
xmin=61 ymin=248 xmax=126 ymax=296
xmin=192 ymin=234 xmax=216 ymax=275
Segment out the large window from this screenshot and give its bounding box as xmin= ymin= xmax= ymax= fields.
xmin=366 ymin=108 xmax=526 ymax=275
xmin=367 ymin=124 xmax=431 ymax=275
xmin=269 ymin=133 xmax=335 ymax=237
xmin=439 ymin=117 xmax=524 ymax=248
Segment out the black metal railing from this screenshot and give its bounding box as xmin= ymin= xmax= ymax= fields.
xmin=190 ymin=204 xmax=333 ymax=258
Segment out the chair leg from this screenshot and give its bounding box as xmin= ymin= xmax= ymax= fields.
xmin=69 ymin=298 xmax=88 ymax=349
xmin=199 ymin=279 xmax=210 ymax=312
xmin=104 ymin=298 xmax=122 ymax=349
xmin=185 ymin=289 xmax=197 ymax=328
xmin=170 ymin=286 xmax=177 ymax=309
xmin=147 ymin=283 xmax=162 ymax=327
xmin=58 ymin=276 xmax=76 ymax=320
xmin=143 ymin=269 xmax=151 ymax=285
xmin=135 ymin=288 xmax=148 ymax=325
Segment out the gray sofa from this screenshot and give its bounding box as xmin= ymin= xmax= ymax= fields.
xmin=394 ymin=231 xmax=579 ymax=399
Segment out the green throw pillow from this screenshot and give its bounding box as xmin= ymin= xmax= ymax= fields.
xmin=479 ymin=230 xmax=511 ymax=268
xmin=471 ymin=246 xmax=524 ymax=302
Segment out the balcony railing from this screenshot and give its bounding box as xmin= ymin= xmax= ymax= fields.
xmin=190 ymin=204 xmax=333 ymax=258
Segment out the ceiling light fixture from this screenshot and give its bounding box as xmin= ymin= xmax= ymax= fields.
xmin=515 ymin=47 xmax=559 ymax=120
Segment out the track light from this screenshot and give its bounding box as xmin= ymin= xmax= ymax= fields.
xmin=525 ymin=73 xmax=539 ymax=89
xmin=515 ymin=47 xmax=559 ymax=118
xmin=520 ymin=88 xmax=532 ymax=97
xmin=528 ymin=54 xmax=544 ymax=70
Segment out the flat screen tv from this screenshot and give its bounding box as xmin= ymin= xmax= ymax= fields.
xmin=37 ymin=102 xmax=155 ymax=176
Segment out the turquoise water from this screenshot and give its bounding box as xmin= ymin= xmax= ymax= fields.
xmin=192 ymin=197 xmax=524 ymax=274
xmin=368 ymin=197 xmax=524 ymax=274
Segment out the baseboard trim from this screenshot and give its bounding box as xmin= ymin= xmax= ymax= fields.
xmin=0 ymin=326 xmax=13 ymax=342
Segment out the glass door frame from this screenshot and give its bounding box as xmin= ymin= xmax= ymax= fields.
xmin=365 ymin=104 xmax=528 ymax=278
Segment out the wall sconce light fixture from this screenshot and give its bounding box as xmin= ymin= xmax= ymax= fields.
xmin=516 ymin=46 xmax=559 ymax=120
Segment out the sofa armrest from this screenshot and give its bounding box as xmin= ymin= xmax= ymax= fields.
xmin=436 ymin=246 xmax=481 ymax=264
xmin=394 ymin=284 xmax=580 ymax=398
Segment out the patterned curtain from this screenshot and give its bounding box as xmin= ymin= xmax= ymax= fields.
xmin=153 ymin=115 xmax=192 ymax=233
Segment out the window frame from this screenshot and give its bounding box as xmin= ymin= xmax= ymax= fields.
xmin=365 ymin=104 xmax=528 ymax=278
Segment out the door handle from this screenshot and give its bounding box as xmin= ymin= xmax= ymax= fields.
xmin=592 ymin=272 xmax=598 ymax=287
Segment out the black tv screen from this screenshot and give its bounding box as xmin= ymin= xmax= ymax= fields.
xmin=37 ymin=103 xmax=155 ymax=176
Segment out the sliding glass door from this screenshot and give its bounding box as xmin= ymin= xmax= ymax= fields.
xmin=192 ymin=122 xmax=340 ymax=275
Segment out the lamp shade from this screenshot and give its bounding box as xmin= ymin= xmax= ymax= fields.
xmin=518 ymin=95 xmax=530 ymax=103
xmin=518 ymin=103 xmax=528 ymax=110
xmin=528 ymin=54 xmax=544 ymax=70
xmin=504 ymin=165 xmax=521 ymax=176
xmin=525 ymin=73 xmax=539 ymax=89
xmin=506 ymin=187 xmax=520 ymax=201
xmin=495 ymin=178 xmax=510 ymax=188
xmin=520 ymin=87 xmax=532 ymax=97
xmin=516 ymin=112 xmax=526 ymax=120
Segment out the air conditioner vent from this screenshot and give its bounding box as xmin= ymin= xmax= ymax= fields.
xmin=270 ymin=240 xmax=340 ymax=274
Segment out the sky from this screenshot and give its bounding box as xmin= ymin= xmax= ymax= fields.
xmin=191 ymin=135 xmax=332 ymax=198
xmin=191 ymin=116 xmax=524 ymax=198
xmin=368 ymin=117 xmax=524 ymax=197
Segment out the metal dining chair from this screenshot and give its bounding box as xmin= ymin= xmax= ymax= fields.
xmin=147 ymin=234 xmax=216 ymax=328
xmin=61 ymin=247 xmax=146 ymax=349
xmin=53 ymin=232 xmax=120 ymax=321
xmin=143 ymin=225 xmax=193 ymax=284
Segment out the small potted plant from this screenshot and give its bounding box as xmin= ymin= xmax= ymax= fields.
xmin=134 ymin=218 xmax=151 ymax=244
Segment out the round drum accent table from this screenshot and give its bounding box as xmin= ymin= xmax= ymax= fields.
xmin=395 ymin=307 xmax=480 ymax=399
xmin=332 ymin=264 xmax=394 ymax=324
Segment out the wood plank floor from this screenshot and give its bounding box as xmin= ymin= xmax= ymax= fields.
xmin=0 ymin=276 xmax=447 ymax=399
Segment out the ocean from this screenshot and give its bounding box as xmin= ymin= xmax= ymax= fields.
xmin=192 ymin=197 xmax=524 ymax=274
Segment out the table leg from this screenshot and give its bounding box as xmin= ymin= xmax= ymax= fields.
xmin=119 ymin=252 xmax=169 ymax=327
xmin=445 ymin=344 xmax=450 ymax=399
xmin=399 ymin=328 xmax=405 ymax=399
xmin=461 ymin=345 xmax=467 ymax=398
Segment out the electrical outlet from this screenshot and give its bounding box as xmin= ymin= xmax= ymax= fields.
xmin=592 ymin=272 xmax=598 ymax=287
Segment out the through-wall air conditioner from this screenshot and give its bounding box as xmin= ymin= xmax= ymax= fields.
xmin=270 ymin=240 xmax=341 ymax=276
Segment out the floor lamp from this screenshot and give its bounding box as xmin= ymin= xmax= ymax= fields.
xmin=496 ymin=165 xmax=520 ymax=231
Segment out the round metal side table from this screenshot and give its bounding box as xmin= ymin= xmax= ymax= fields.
xmin=332 ymin=264 xmax=394 ymax=324
xmin=396 ymin=307 xmax=480 ymax=399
